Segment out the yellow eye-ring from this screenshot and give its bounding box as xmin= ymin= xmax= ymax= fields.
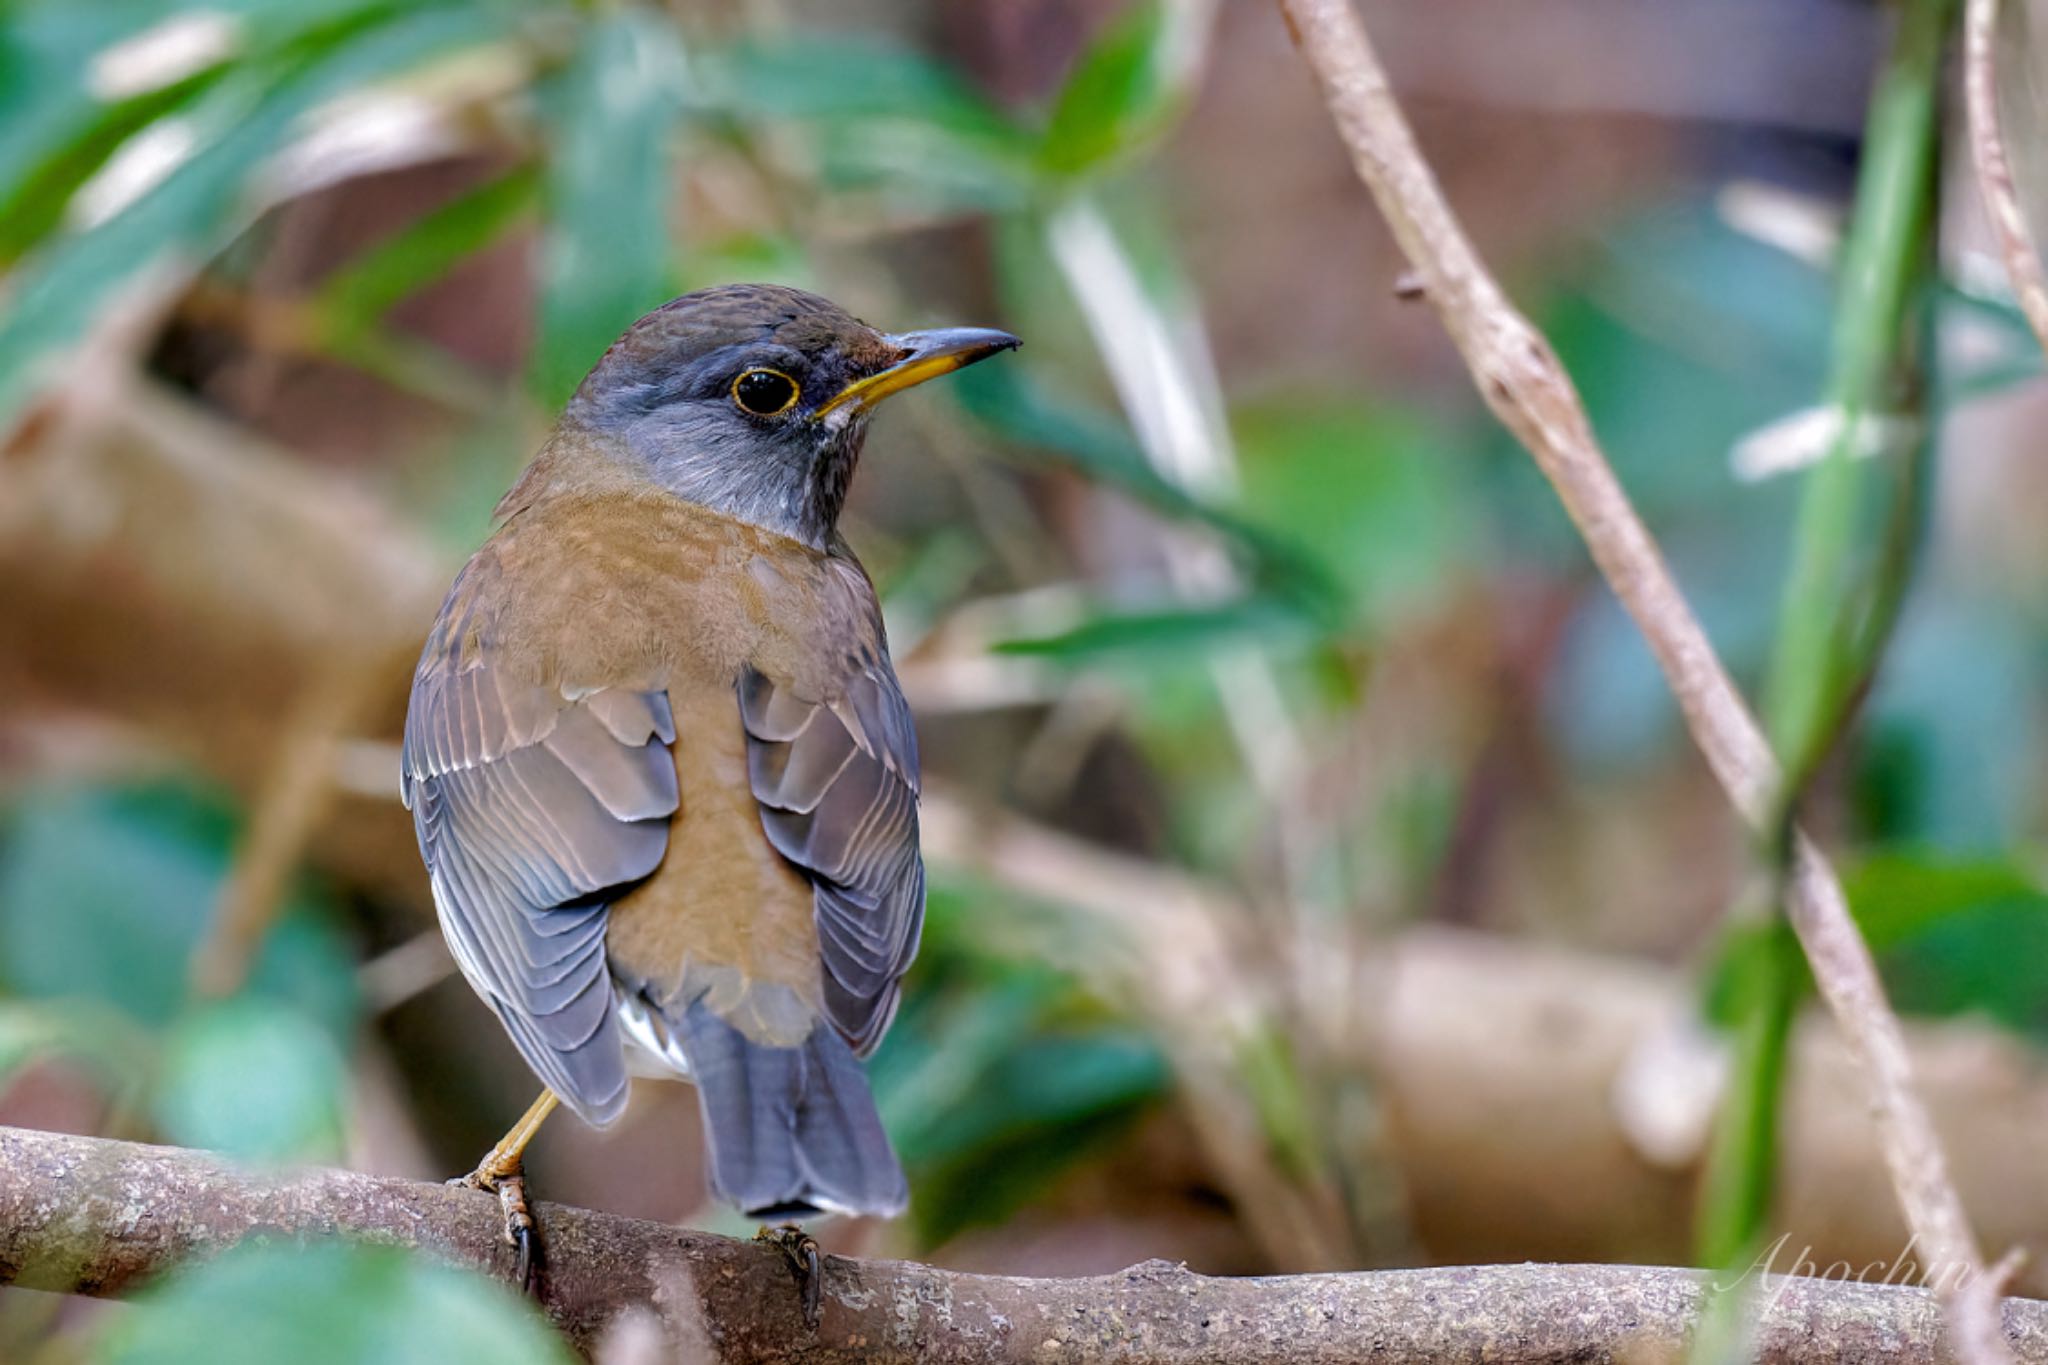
xmin=731 ymin=368 xmax=800 ymax=417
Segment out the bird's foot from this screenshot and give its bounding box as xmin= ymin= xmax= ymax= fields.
xmin=449 ymin=1161 xmax=540 ymax=1294
xmin=756 ymin=1222 xmax=822 ymax=1330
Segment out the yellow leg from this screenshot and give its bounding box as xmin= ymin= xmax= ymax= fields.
xmin=460 ymin=1090 xmax=559 ymax=1189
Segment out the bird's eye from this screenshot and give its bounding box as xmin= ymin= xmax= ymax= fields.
xmin=731 ymin=368 xmax=800 ymax=417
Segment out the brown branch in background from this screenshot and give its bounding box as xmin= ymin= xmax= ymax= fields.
xmin=1271 ymin=1 xmax=2013 ymax=1362
xmin=1965 ymin=0 xmax=2048 ymax=357
xmin=3 ymin=1124 xmax=2046 ymax=1365
xmin=191 ymin=660 xmax=381 ymax=997
xmin=931 ymin=807 xmax=2048 ymax=1293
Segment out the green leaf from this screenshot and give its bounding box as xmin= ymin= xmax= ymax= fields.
xmin=1039 ymin=0 xmax=1201 ymax=179
xmin=531 ymin=9 xmax=690 ymax=407
xmin=313 ymin=164 xmax=538 ymax=348
xmin=995 ymin=595 xmax=1311 ymax=662
xmin=1845 ymin=851 xmax=2048 ymax=949
xmin=0 ymin=64 xmax=229 ymax=266
xmin=909 ymin=1033 xmax=1163 ymax=1246
xmin=696 ymin=36 xmax=1036 ymax=210
xmin=1702 ymin=852 xmax=2048 ymax=1032
xmin=0 ymin=781 xmax=359 ymax=1038
xmin=1847 ymin=852 xmax=2048 ymax=1034
xmin=1234 ymin=397 xmax=1476 ymax=633
xmin=698 ymin=35 xmax=1014 ymax=131
xmin=950 ymin=363 xmax=1347 ymax=626
xmin=884 ymin=987 xmax=1166 ymax=1246
xmin=1232 ymin=1021 xmax=1321 ymax=1180
xmin=97 ymin=1240 xmax=573 ymax=1365
xmin=0 ymin=5 xmax=191 ymax=198
xmin=154 ymin=998 xmax=347 ymax=1163
xmin=0 ymin=2 xmax=512 ymax=428
xmin=868 ymin=880 xmax=1167 ymax=1247
xmin=0 ymin=0 xmax=418 ymax=264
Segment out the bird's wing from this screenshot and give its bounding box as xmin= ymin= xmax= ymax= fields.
xmin=738 ymin=596 xmax=922 ymax=1057
xmin=401 ymin=561 xmax=678 ymax=1125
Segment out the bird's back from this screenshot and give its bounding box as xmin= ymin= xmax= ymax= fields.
xmin=408 ymin=467 xmax=916 ymax=1215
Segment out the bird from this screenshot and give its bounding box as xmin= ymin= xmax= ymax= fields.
xmin=399 ymin=284 xmax=1019 ymax=1268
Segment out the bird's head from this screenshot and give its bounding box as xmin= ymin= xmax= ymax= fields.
xmin=562 ymin=283 xmax=1018 ymax=548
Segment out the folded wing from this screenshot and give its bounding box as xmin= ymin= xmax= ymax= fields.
xmin=401 ymin=571 xmax=678 ymax=1125
xmin=738 ymin=647 xmax=922 ymax=1057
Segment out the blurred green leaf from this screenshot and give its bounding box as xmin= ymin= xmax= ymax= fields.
xmin=97 ymin=1240 xmax=572 ymax=1365
xmin=995 ymin=595 xmax=1311 ymax=662
xmin=699 ymin=35 xmax=1016 ymax=133
xmin=1881 ymin=901 xmax=2048 ymax=1035
xmin=952 ymin=363 xmax=1347 ymax=626
xmin=154 ymin=997 xmax=347 ymax=1162
xmin=1703 ymin=851 xmax=2048 ymax=1032
xmin=697 ymin=36 xmax=1034 ymax=210
xmin=1845 ymin=851 xmax=2048 ymax=947
xmin=873 ymin=879 xmax=1167 ymax=1247
xmin=0 ymin=65 xmax=228 ymax=267
xmin=0 ymin=2 xmax=511 ymax=427
xmin=887 ymin=1004 xmax=1165 ymax=1246
xmin=531 ymin=9 xmax=690 ymax=407
xmin=0 ymin=0 xmax=427 ymax=264
xmin=1233 ymin=1021 xmax=1320 ymax=1181
xmin=0 ymin=781 xmax=359 ymax=1037
xmin=1234 ymin=397 xmax=1476 ymax=632
xmin=1039 ymin=0 xmax=1199 ymax=180
xmin=1846 ymin=853 xmax=2048 ymax=1035
xmin=912 ymin=1033 xmax=1163 ymax=1247
xmin=314 ymin=165 xmax=537 ymax=349
xmin=0 ymin=7 xmax=133 ymax=179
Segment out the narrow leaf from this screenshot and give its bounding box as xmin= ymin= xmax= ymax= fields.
xmin=0 ymin=4 xmax=509 ymax=428
xmin=314 ymin=164 xmax=538 ymax=346
xmin=531 ymin=10 xmax=690 ymax=407
xmin=1039 ymin=0 xmax=1208 ymax=179
xmin=995 ymin=595 xmax=1311 ymax=662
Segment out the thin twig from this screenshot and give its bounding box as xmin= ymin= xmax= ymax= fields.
xmin=1966 ymin=0 xmax=2048 ymax=357
xmin=191 ymin=660 xmax=378 ymax=997
xmin=1271 ymin=3 xmax=2008 ymax=1363
xmin=3 ymin=1124 xmax=2044 ymax=1364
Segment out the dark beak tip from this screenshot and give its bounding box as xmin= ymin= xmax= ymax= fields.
xmin=949 ymin=329 xmax=1021 ymax=368
xmin=893 ymin=326 xmax=1022 ymax=364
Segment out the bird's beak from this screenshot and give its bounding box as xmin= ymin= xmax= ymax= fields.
xmin=812 ymin=327 xmax=1021 ymax=420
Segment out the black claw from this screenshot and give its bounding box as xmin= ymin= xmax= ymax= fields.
xmin=497 ymin=1175 xmax=541 ymax=1298
xmin=757 ymin=1223 xmax=822 ymax=1330
xmin=798 ymin=1236 xmax=821 ymax=1327
xmin=514 ymin=1223 xmax=538 ymax=1296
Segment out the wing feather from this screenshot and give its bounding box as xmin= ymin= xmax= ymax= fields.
xmin=739 ymin=636 xmax=922 ymax=1057
xmin=402 ymin=564 xmax=677 ymax=1125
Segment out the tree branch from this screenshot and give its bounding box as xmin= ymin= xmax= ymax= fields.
xmin=1271 ymin=2 xmax=2013 ymax=1362
xmin=3 ymin=1124 xmax=2046 ymax=1364
xmin=1965 ymin=0 xmax=2048 ymax=358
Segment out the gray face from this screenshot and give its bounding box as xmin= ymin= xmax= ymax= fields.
xmin=559 ymin=283 xmax=1019 ymax=550
xmin=571 ymin=336 xmax=875 ymax=549
xmin=563 ymin=285 xmax=893 ymax=549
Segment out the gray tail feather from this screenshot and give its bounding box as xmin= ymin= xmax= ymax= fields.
xmin=675 ymin=999 xmax=908 ymax=1220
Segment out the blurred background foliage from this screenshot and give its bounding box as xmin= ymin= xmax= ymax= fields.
xmin=4 ymin=0 xmax=2048 ymax=1358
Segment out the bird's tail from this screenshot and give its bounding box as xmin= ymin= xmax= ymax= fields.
xmin=674 ymin=998 xmax=907 ymax=1220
